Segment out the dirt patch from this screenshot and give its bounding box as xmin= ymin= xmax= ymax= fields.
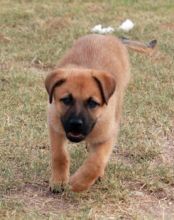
xmin=0 ymin=33 xmax=11 ymax=43
xmin=86 ymin=3 xmax=106 ymax=13
xmin=161 ymin=23 xmax=174 ymax=30
xmin=36 ymin=16 xmax=72 ymax=32
xmin=44 ymin=17 xmax=71 ymax=31
xmin=161 ymin=130 xmax=174 ymax=166
xmin=30 ymin=57 xmax=55 ymax=72
xmin=87 ymin=191 xmax=174 ymax=219
xmin=4 ymin=183 xmax=78 ymax=216
xmin=3 ymin=182 xmax=174 ymax=219
xmin=129 ymin=191 xmax=174 ymax=219
xmin=149 ymin=126 xmax=174 ymax=170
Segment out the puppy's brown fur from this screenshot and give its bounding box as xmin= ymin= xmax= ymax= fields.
xmin=45 ymin=34 xmax=130 ymax=192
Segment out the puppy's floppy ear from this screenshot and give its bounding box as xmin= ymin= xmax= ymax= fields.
xmin=45 ymin=69 xmax=66 ymax=103
xmin=92 ymin=70 xmax=116 ymax=104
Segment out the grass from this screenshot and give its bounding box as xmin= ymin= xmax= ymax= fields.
xmin=0 ymin=0 xmax=174 ymax=219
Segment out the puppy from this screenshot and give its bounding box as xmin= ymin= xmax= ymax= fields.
xmin=45 ymin=34 xmax=130 ymax=192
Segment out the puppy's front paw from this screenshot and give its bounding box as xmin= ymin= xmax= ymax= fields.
xmin=70 ymin=173 xmax=97 ymax=192
xmin=49 ymin=175 xmax=69 ymax=193
xmin=49 ymin=183 xmax=65 ymax=193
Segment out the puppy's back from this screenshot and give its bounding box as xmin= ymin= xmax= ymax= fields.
xmin=58 ymin=34 xmax=130 ymax=87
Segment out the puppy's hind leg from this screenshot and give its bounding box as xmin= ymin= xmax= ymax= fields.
xmin=49 ymin=126 xmax=69 ymax=193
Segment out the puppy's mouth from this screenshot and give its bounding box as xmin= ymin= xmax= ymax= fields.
xmin=67 ymin=131 xmax=85 ymax=143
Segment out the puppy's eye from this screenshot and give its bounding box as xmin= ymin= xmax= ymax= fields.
xmin=87 ymin=98 xmax=100 ymax=109
xmin=60 ymin=95 xmax=74 ymax=106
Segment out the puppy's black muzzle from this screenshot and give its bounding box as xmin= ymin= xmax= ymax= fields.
xmin=65 ymin=117 xmax=85 ymax=142
xmin=61 ymin=113 xmax=96 ymax=143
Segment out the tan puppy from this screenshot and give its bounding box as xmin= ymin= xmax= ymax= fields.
xmin=45 ymin=34 xmax=130 ymax=192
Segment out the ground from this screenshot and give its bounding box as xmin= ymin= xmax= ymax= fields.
xmin=0 ymin=0 xmax=174 ymax=219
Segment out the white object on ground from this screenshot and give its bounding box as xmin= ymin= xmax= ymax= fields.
xmin=118 ymin=19 xmax=134 ymax=32
xmin=91 ymin=24 xmax=114 ymax=34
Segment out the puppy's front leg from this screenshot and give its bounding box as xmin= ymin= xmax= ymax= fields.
xmin=49 ymin=126 xmax=69 ymax=193
xmin=70 ymin=138 xmax=114 ymax=192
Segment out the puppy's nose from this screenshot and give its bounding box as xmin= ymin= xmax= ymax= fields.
xmin=69 ymin=118 xmax=83 ymax=128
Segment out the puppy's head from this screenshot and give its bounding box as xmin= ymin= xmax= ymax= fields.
xmin=45 ymin=68 xmax=115 ymax=143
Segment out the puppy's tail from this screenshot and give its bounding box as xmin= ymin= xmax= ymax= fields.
xmin=120 ymin=37 xmax=157 ymax=55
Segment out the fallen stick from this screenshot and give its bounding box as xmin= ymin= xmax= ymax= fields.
xmin=120 ymin=37 xmax=157 ymax=55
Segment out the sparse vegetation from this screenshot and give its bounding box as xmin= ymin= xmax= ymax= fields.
xmin=0 ymin=0 xmax=174 ymax=219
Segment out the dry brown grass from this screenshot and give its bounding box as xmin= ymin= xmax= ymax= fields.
xmin=0 ymin=0 xmax=174 ymax=219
